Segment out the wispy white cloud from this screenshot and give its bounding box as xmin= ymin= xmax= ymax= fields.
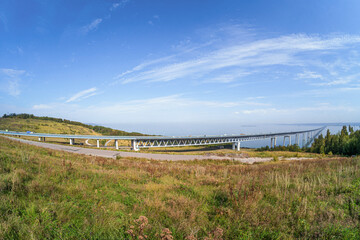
xmin=0 ymin=68 xmax=26 ymax=96
xmin=114 ymin=33 xmax=360 ymax=85
xmin=312 ymin=79 xmax=351 ymax=86
xmin=81 ymin=1 xmax=130 ymax=34
xmin=203 ymin=71 xmax=253 ymax=83
xmin=306 ymin=72 xmax=360 ymax=87
xmin=28 ymin=94 xmax=269 ymax=124
xmin=242 ymin=105 xmax=354 ymax=115
xmin=92 ymin=94 xmax=269 ymax=113
xmin=32 ymin=104 xmax=53 ymax=110
xmin=112 ymin=42 xmax=214 ymax=84
xmin=110 ymin=0 xmax=130 ymax=11
xmin=1 ymin=68 xmax=25 ymax=78
xmin=81 ymin=18 xmax=103 ymax=34
xmin=148 ymin=14 xmax=160 ymax=26
xmin=297 ymin=71 xmax=323 ymax=79
xmin=66 ymin=87 xmax=98 ymax=103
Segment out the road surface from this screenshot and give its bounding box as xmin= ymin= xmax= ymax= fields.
xmin=4 ymin=136 xmax=277 ymax=163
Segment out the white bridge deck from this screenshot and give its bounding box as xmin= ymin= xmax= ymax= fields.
xmin=0 ymin=127 xmax=325 ymax=151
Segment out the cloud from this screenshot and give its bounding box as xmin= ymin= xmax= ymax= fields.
xmin=1 ymin=68 xmax=25 ymax=78
xmin=203 ymin=71 xmax=253 ymax=83
xmin=66 ymin=87 xmax=98 ymax=103
xmin=87 ymin=94 xmax=268 ymax=114
xmin=305 ymin=72 xmax=360 ymax=87
xmin=242 ymin=105 xmax=354 ymax=115
xmin=32 ymin=104 xmax=53 ymax=110
xmin=297 ymin=71 xmax=323 ymax=79
xmin=81 ymin=1 xmax=130 ymax=34
xmin=0 ymin=68 xmax=26 ymax=96
xmin=148 ymin=15 xmax=160 ymax=26
xmin=312 ymin=79 xmax=351 ymax=86
xmin=110 ymin=0 xmax=130 ymax=11
xmin=113 ymin=33 xmax=360 ymax=85
xmin=113 ymin=42 xmax=213 ymax=82
xmin=26 ymin=94 xmax=269 ymax=124
xmin=81 ymin=18 xmax=103 ymax=34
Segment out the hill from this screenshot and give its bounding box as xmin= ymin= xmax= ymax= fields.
xmin=0 ymin=113 xmax=145 ymax=136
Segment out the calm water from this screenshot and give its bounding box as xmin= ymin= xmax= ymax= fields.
xmin=107 ymin=122 xmax=360 ymax=148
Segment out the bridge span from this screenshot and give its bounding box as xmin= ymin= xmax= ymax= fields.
xmin=0 ymin=127 xmax=325 ymax=151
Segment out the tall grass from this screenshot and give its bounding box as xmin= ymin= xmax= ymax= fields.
xmin=0 ymin=136 xmax=359 ymax=239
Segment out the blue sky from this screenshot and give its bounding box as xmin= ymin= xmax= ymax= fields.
xmin=1 ymin=0 xmax=360 ymax=132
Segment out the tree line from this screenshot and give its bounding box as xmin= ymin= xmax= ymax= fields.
xmin=2 ymin=113 xmax=147 ymax=136
xmin=256 ymin=125 xmax=359 ymax=156
xmin=310 ymin=126 xmax=359 ymax=156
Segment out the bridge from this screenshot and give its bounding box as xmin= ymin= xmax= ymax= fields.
xmin=0 ymin=127 xmax=325 ymax=151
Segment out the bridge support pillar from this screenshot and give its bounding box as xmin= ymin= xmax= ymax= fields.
xmin=283 ymin=136 xmax=291 ymax=146
xmin=38 ymin=137 xmax=45 ymax=142
xmin=236 ymin=141 xmax=241 ymax=151
xmin=295 ymin=134 xmax=299 ymax=146
xmin=115 ymin=140 xmax=119 ymax=150
xmin=38 ymin=137 xmax=41 ymax=141
xmin=232 ymin=142 xmax=236 ymax=150
xmin=270 ymin=137 xmax=277 ymax=148
xmin=131 ymin=140 xmax=139 ymax=151
xmin=97 ymin=139 xmax=100 ymax=148
xmin=70 ymin=138 xmax=74 ymax=145
xmin=303 ymin=133 xmax=305 ymax=147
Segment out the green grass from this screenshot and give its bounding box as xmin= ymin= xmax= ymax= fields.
xmin=1 ymin=136 xmax=360 ymax=239
xmin=0 ymin=118 xmax=100 ymax=135
xmin=138 ymin=145 xmax=321 ymax=159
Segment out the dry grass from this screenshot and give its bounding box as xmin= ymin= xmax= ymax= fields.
xmin=0 ymin=118 xmax=100 ymax=135
xmin=0 ymin=136 xmax=359 ymax=239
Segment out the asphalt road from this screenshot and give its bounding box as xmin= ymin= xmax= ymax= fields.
xmin=4 ymin=136 xmax=274 ymax=163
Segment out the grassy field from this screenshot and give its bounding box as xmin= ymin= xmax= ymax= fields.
xmin=0 ymin=118 xmax=100 ymax=135
xmin=0 ymin=118 xmax=133 ymax=147
xmin=138 ymin=145 xmax=321 ymax=158
xmin=1 ymin=136 xmax=360 ymax=239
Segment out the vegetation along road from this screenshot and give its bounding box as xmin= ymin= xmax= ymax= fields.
xmin=6 ymin=136 xmax=281 ymax=163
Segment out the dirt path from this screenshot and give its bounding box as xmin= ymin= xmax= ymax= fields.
xmin=5 ymin=136 xmax=275 ymax=163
